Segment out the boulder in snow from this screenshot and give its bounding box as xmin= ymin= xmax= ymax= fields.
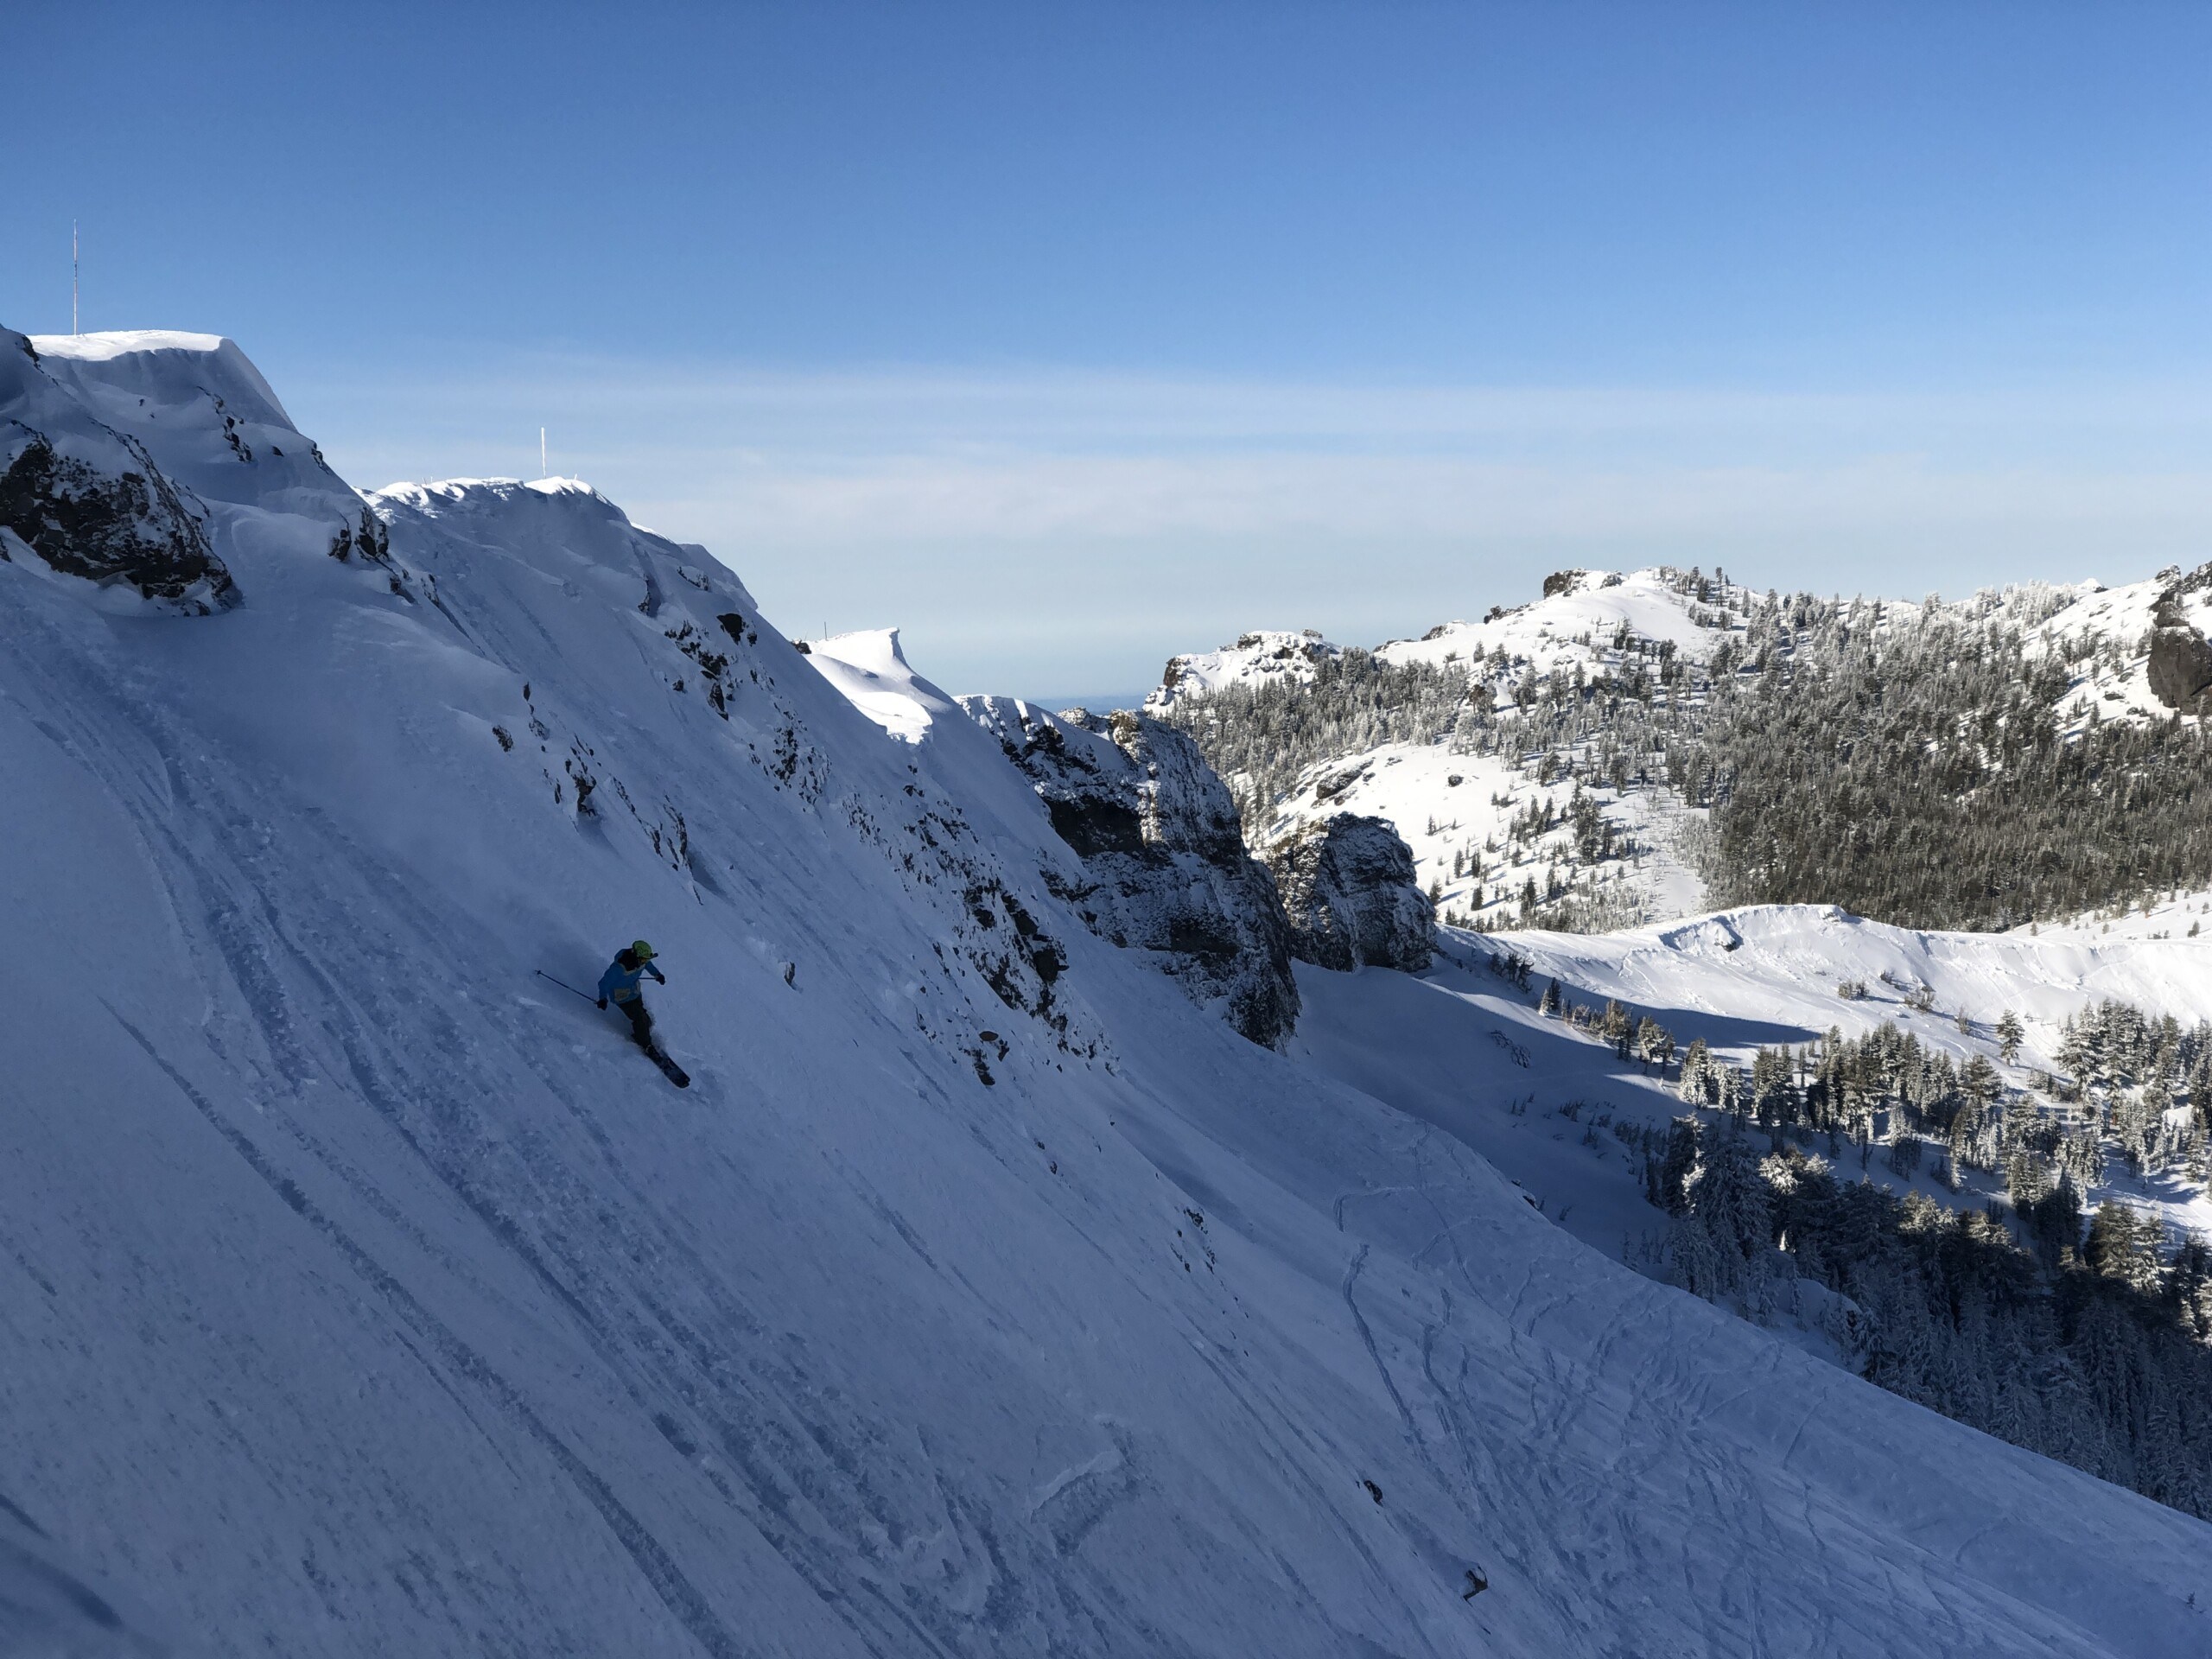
xmin=2146 ymin=569 xmax=2212 ymax=713
xmin=1267 ymin=812 xmax=1436 ymax=972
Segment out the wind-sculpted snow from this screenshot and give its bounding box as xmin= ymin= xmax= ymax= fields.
xmin=804 ymin=627 xmax=949 ymax=744
xmin=2 ymin=330 xmax=2209 ymax=1656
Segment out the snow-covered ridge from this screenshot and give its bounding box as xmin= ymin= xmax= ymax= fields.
xmin=1154 ymin=559 xmax=2212 ymax=943
xmin=1374 ymin=566 xmax=1728 ymax=676
xmin=6 ymin=326 xmax=2211 ymax=1656
xmin=803 ymin=626 xmax=950 ymax=744
xmin=1147 ymin=569 xmax=1729 ymax=717
xmin=1144 ymin=626 xmax=1340 ymax=713
xmin=32 ymin=327 xmax=301 ymax=435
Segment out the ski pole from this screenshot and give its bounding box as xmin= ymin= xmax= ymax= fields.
xmin=536 ymin=969 xmax=600 ymax=1004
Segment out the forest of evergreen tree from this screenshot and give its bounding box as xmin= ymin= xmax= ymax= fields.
xmin=1173 ymin=580 xmax=2212 ymax=1517
xmin=1635 ymin=1113 xmax=2212 ymax=1519
xmin=1513 ymin=947 xmax=2212 ymax=1519
xmin=1161 ymin=569 xmax=2212 ymax=932
xmin=1686 ymin=599 xmax=2212 ymax=930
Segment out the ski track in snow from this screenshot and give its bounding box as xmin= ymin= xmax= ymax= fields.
xmin=1 ymin=332 xmax=2209 ymax=1656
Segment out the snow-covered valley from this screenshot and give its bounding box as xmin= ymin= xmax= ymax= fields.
xmin=4 ymin=329 xmax=2212 ymax=1656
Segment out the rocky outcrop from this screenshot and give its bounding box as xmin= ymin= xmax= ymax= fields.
xmin=0 ymin=331 xmax=233 ymax=612
xmin=1145 ymin=628 xmax=1339 ymax=715
xmin=1267 ymin=813 xmax=1435 ymax=973
xmin=2147 ymin=568 xmax=2212 ymax=714
xmin=964 ymin=698 xmax=1299 ymax=1048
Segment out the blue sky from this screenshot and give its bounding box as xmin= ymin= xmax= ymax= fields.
xmin=10 ymin=3 xmax=2212 ymax=694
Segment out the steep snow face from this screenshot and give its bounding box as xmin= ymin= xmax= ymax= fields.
xmin=0 ymin=331 xmax=232 ymax=611
xmin=804 ymin=626 xmax=950 ymax=744
xmin=1143 ymin=626 xmax=1340 ymax=714
xmin=7 ymin=332 xmax=2212 ymax=1657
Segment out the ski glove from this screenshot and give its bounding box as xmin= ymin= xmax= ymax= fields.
xmin=597 ymin=998 xmax=608 ymax=1009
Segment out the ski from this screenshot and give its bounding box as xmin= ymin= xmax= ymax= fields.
xmin=644 ymin=1045 xmax=690 ymax=1088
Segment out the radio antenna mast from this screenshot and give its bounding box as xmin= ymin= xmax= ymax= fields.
xmin=72 ymin=221 xmax=79 ymax=335
xmin=541 ymin=427 xmax=547 ymax=479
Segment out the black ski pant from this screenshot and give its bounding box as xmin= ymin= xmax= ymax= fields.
xmin=617 ymin=998 xmax=654 ymax=1048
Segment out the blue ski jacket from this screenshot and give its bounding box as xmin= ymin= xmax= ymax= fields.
xmin=598 ymin=955 xmax=666 ymax=1004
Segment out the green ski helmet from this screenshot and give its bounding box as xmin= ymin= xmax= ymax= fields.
xmin=631 ymin=939 xmax=657 ymax=961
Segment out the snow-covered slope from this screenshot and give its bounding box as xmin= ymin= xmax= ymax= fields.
xmin=1156 ymin=561 xmax=2212 ymax=940
xmin=1372 ymin=566 xmax=1726 ymax=680
xmin=2015 ymin=887 xmax=2212 ymax=943
xmin=1260 ymin=736 xmax=1705 ymax=931
xmin=1304 ymin=906 xmax=2212 ymax=1254
xmin=2024 ymin=564 xmax=2212 ymax=722
xmin=1146 ymin=627 xmax=1340 ymax=713
xmin=3 ymin=333 xmax=2210 ymax=1656
xmin=1152 ymin=568 xmax=1728 ymax=930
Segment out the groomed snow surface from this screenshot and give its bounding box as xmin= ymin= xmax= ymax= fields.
xmin=3 ymin=334 xmax=2209 ymax=1656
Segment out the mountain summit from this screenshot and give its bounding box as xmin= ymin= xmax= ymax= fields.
xmin=3 ymin=332 xmax=2207 ymax=1656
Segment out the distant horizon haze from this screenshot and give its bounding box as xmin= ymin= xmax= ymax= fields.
xmin=10 ymin=1 xmax=2211 ymax=691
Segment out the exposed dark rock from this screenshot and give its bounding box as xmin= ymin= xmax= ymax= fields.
xmin=2147 ymin=573 xmax=2212 ymax=713
xmin=2147 ymin=627 xmax=2212 ymax=713
xmin=963 ymin=697 xmax=1300 ymax=1048
xmin=0 ymin=330 xmax=235 ymax=612
xmin=1267 ymin=813 xmax=1436 ymax=973
xmin=0 ymin=435 xmax=231 ymax=610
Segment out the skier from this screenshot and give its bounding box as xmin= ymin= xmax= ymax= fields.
xmin=597 ymin=939 xmax=666 ymax=1050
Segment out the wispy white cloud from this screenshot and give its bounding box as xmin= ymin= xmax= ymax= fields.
xmin=289 ymin=354 xmax=2212 ymax=693
xmin=645 ymin=451 xmax=2212 ymax=544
